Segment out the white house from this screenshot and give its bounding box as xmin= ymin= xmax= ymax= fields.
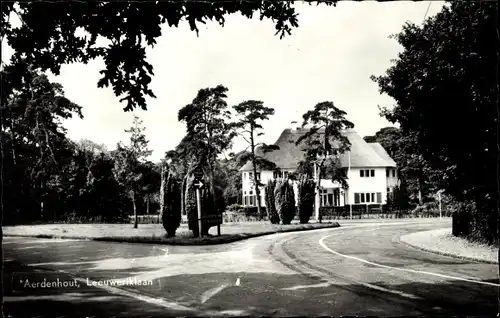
xmin=239 ymin=127 xmax=398 ymax=210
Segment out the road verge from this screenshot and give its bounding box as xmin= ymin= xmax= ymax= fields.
xmin=400 ymin=228 xmax=497 ymax=264
xmin=3 ymin=222 xmax=340 ymax=245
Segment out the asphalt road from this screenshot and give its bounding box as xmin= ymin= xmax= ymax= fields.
xmin=2 ymin=219 xmax=498 ymax=317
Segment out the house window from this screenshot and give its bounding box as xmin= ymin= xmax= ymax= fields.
xmin=256 ymin=172 xmax=261 ymax=180
xmin=273 ymin=171 xmax=283 ymax=179
xmin=392 ymin=169 xmax=396 ymax=178
xmin=243 ymin=190 xmax=256 ymax=206
xmin=320 ymin=189 xmax=326 ymax=206
xmin=386 ymin=169 xmax=389 ymax=177
xmin=360 ymin=169 xmax=375 ymax=178
xmin=327 ymin=193 xmax=333 ymax=206
xmin=249 ymin=172 xmax=253 ymax=179
xmin=355 ymin=192 xmax=379 ymax=204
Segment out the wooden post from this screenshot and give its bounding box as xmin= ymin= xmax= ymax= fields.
xmin=217 ymin=216 xmax=221 ymax=236
xmin=196 ymin=187 xmax=202 ymax=238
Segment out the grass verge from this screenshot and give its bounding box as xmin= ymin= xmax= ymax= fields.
xmin=3 ymin=222 xmax=340 ymax=245
xmin=400 ymin=228 xmax=497 ymax=264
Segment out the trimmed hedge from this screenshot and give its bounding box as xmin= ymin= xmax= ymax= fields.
xmin=274 ymin=179 xmax=296 ymax=225
xmin=297 ymin=177 xmax=315 ymax=224
xmin=185 ymin=174 xmax=219 ymax=237
xmin=160 ymin=171 xmax=182 ymax=237
xmin=265 ymin=179 xmax=280 ymax=224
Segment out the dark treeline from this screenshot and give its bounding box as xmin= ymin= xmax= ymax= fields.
xmin=2 ymin=1 xmax=497 ymax=248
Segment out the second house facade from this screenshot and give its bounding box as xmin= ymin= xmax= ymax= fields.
xmin=239 ymin=127 xmax=399 ymax=208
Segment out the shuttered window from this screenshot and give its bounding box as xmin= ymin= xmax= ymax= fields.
xmin=376 ymin=192 xmax=382 ymax=203
xmin=354 ymin=193 xmax=360 ymax=204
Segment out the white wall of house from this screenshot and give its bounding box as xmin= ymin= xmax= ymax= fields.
xmin=346 ymin=167 xmax=388 ymax=205
xmin=242 ymin=166 xmax=396 ymax=207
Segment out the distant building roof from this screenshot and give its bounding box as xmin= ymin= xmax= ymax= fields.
xmin=239 ymin=127 xmax=397 ymax=171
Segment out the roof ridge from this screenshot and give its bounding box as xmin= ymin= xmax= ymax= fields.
xmin=239 ymin=128 xmax=396 ymax=171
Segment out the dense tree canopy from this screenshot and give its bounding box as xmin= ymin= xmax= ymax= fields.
xmin=296 ymin=101 xmax=354 ymax=189
xmin=371 ymin=1 xmax=498 ymax=243
xmin=2 ymin=1 xmax=338 ymax=111
xmin=364 ymin=127 xmax=441 ymax=205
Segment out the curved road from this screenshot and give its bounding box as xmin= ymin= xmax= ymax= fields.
xmin=3 ymin=219 xmax=497 ymax=317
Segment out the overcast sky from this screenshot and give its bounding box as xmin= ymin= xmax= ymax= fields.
xmin=2 ymin=1 xmax=445 ymax=162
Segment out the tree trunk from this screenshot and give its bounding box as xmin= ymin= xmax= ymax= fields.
xmin=249 ymin=128 xmax=263 ymax=220
xmin=132 ymin=191 xmax=138 ymax=229
xmin=181 ymin=174 xmax=188 ymax=217
xmin=315 ymin=161 xmax=325 ymax=223
xmin=209 ymin=164 xmax=217 ymax=214
xmin=417 ymin=171 xmax=424 ymax=205
xmin=40 ymin=180 xmax=44 ymax=221
xmin=181 ymin=166 xmax=195 ymax=218
xmin=160 ymin=166 xmax=166 ymax=224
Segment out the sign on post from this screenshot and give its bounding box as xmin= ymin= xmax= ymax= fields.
xmin=193 ymin=167 xmax=203 ymax=182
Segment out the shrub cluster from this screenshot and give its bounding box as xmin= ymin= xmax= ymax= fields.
xmin=160 ymin=170 xmax=182 ymax=237
xmin=274 ymin=179 xmax=296 ymax=225
xmin=297 ymin=177 xmax=315 ymax=224
xmin=185 ymin=174 xmax=218 ymax=237
xmin=226 ymin=204 xmax=266 ymax=217
xmin=265 ymin=179 xmax=280 ymax=224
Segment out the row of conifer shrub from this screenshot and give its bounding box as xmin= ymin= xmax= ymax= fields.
xmin=263 ymin=177 xmax=316 ymax=224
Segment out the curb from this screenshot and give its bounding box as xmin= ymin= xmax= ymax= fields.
xmin=400 ymin=235 xmax=498 ymax=265
xmin=3 ymin=223 xmax=340 ymax=246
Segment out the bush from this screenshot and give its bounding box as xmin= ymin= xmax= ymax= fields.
xmin=227 ymin=204 xmax=243 ymax=212
xmin=411 ymin=201 xmax=440 ymax=217
xmin=450 ymin=200 xmax=475 ymax=237
xmin=265 ymin=179 xmax=280 ymax=224
xmin=297 ymin=177 xmax=315 ymax=224
xmin=274 ymin=179 xmax=296 ymax=225
xmin=185 ymin=174 xmax=216 ymax=237
xmin=160 ymin=171 xmax=182 ymax=237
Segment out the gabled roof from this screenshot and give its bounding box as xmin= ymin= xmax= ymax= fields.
xmin=368 ymin=143 xmax=397 ymax=167
xmin=239 ymin=127 xmax=397 ymax=171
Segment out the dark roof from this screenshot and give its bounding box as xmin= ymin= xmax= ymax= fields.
xmin=239 ymin=127 xmax=397 ymax=171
